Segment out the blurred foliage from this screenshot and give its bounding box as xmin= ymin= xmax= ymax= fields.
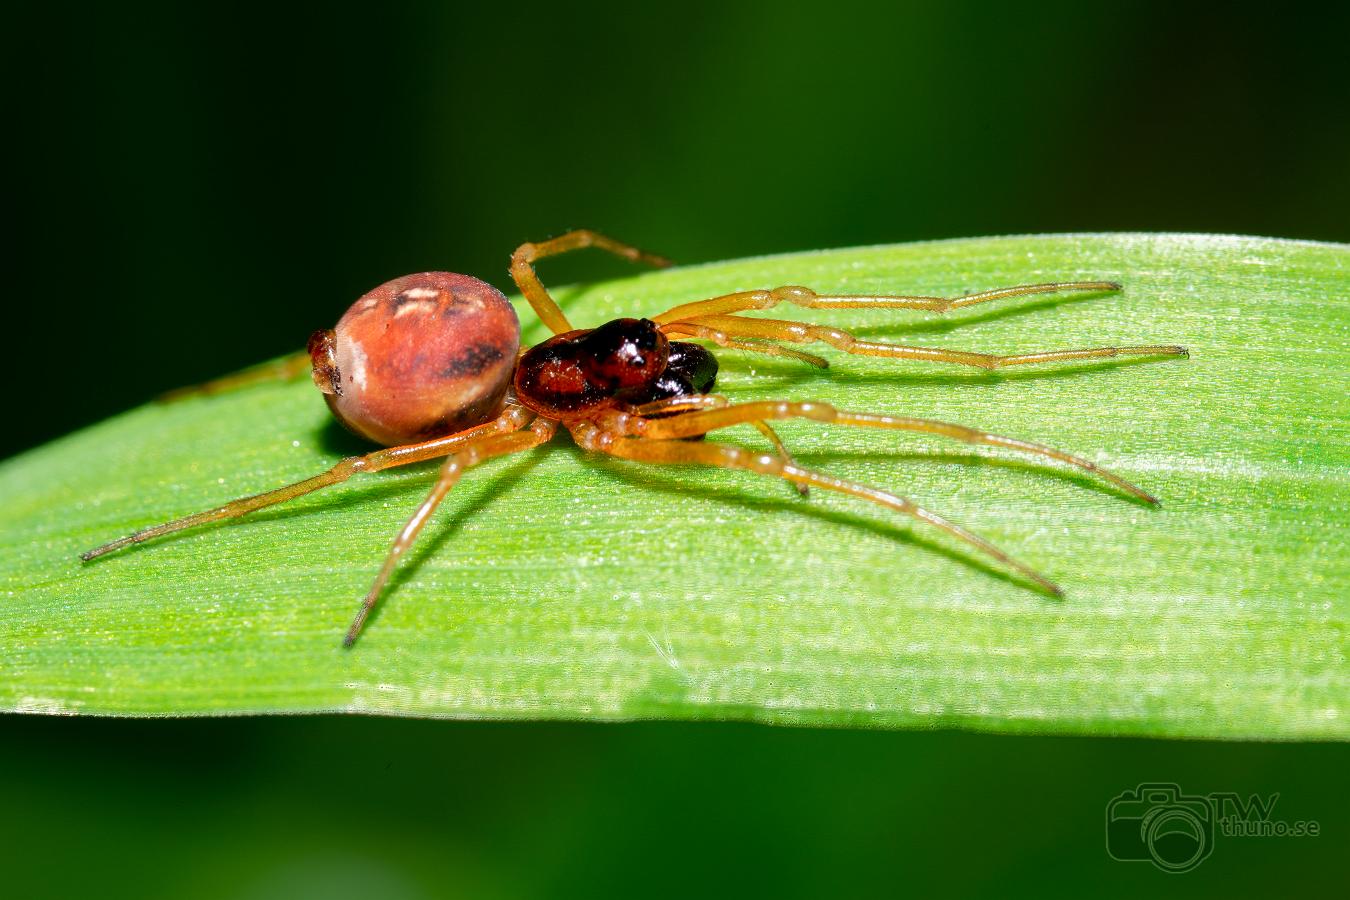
xmin=2 ymin=716 xmax=1346 ymax=900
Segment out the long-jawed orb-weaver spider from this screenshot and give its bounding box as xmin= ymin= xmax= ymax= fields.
xmin=82 ymin=230 xmax=1188 ymax=646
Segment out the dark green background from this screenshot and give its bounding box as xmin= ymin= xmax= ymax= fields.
xmin=7 ymin=2 xmax=1347 ymax=897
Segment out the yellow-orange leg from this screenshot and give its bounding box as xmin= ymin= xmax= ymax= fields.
xmin=603 ymin=399 xmax=1158 ymax=504
xmin=666 ymin=314 xmax=1188 ymax=371
xmin=80 ymin=406 xmax=535 ymax=561
xmin=623 ymin=395 xmax=810 ymax=496
xmin=651 ymin=282 xmax=1123 ymax=324
xmin=663 ymin=322 xmax=829 ymax=368
xmin=569 ymin=422 xmax=1061 ymax=596
xmin=344 ymin=417 xmax=559 ymax=646
xmin=510 ymin=230 xmax=672 ymax=335
xmin=158 ymin=350 xmax=312 ymax=402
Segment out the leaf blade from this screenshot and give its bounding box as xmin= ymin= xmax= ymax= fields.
xmin=3 ymin=233 xmax=1347 ymax=737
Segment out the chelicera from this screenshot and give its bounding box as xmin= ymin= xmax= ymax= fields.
xmin=82 ymin=230 xmax=1188 ymax=645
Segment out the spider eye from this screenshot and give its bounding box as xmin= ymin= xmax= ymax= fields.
xmin=666 ymin=341 xmax=718 ymax=393
xmin=580 ymin=318 xmax=669 ymax=391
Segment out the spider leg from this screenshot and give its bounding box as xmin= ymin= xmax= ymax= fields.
xmin=664 ymin=322 xmax=829 ymax=368
xmin=651 ymin=281 xmax=1123 ymax=324
xmin=749 ymin=421 xmax=810 ymax=496
xmin=511 ymin=229 xmax=672 ymax=335
xmin=665 ymin=314 xmax=1187 ymax=371
xmin=622 ymin=395 xmax=810 ymax=496
xmin=80 ymin=406 xmax=535 ymax=561
xmin=344 ymin=417 xmax=558 ymax=645
xmin=158 ymin=350 xmax=312 ymax=402
xmin=598 ymin=399 xmax=1158 ymax=504
xmin=569 ymin=422 xmax=1060 ymax=596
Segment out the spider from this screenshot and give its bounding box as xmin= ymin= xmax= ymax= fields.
xmin=82 ymin=230 xmax=1188 ymax=646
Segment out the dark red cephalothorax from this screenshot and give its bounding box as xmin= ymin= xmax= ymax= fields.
xmin=513 ymin=317 xmax=718 ymax=419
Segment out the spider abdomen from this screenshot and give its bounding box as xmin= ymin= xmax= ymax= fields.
xmin=310 ymin=272 xmax=520 ymax=446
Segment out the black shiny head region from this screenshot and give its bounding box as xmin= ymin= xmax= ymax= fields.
xmin=623 ymin=341 xmax=719 ymax=407
xmin=577 ymin=318 xmax=670 ymax=392
xmin=665 ymin=342 xmax=718 ymax=393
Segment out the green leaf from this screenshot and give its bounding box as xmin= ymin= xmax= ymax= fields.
xmin=3 ymin=234 xmax=1346 ymax=737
